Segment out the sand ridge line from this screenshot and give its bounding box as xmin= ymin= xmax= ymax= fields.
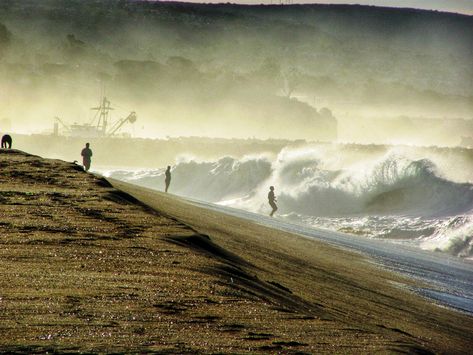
xmin=0 ymin=150 xmax=469 ymax=353
xmin=112 ymin=178 xmax=473 ymax=354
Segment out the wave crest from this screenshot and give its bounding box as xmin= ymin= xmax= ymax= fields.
xmin=103 ymin=144 xmax=473 ymax=257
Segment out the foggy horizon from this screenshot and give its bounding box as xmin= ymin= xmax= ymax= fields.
xmin=0 ymin=0 xmax=472 ymax=148
xmin=1 ymin=0 xmax=473 ymax=262
xmin=2 ymin=3 xmax=473 ymax=353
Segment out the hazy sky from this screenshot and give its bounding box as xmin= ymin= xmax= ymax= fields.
xmin=171 ymin=1 xmax=473 ymax=15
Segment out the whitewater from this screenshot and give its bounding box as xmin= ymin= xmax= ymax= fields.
xmin=101 ymin=143 xmax=473 ymax=260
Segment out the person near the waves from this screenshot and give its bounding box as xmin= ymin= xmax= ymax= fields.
xmin=81 ymin=143 xmax=93 ymax=171
xmin=164 ymin=165 xmax=171 ymax=193
xmin=268 ymin=186 xmax=278 ymax=217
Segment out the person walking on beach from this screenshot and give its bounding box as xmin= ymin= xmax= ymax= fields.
xmin=1 ymin=134 xmax=12 ymax=149
xmin=81 ymin=143 xmax=93 ymax=171
xmin=268 ymin=186 xmax=278 ymax=217
xmin=165 ymin=165 xmax=171 ymax=193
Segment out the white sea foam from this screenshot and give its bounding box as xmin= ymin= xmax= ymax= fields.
xmin=101 ymin=143 xmax=473 ymax=258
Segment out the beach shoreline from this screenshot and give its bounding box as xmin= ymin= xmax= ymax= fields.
xmin=1 ymin=150 xmax=472 ymax=353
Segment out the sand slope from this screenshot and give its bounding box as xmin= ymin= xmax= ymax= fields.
xmin=1 ymin=150 xmax=472 ymax=353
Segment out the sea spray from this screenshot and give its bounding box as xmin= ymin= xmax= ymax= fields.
xmin=101 ymin=143 xmax=473 ymax=258
xmin=421 ymin=216 xmax=473 ymax=259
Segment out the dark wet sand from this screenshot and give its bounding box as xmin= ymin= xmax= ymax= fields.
xmin=1 ymin=150 xmax=472 ymax=353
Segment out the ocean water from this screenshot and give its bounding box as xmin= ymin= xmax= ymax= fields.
xmin=180 ymin=198 xmax=473 ymax=314
xmin=100 ymin=143 xmax=473 ymax=260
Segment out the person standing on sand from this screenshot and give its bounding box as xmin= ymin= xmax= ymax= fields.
xmin=165 ymin=165 xmax=171 ymax=192
xmin=1 ymin=134 xmax=12 ymax=149
xmin=81 ymin=143 xmax=93 ymax=171
xmin=268 ymin=186 xmax=278 ymax=217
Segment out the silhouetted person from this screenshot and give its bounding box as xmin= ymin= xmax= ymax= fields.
xmin=268 ymin=186 xmax=278 ymax=217
xmin=1 ymin=134 xmax=12 ymax=149
xmin=165 ymin=165 xmax=171 ymax=193
xmin=81 ymin=143 xmax=93 ymax=171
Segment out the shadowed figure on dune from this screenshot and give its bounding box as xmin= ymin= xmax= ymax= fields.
xmin=165 ymin=165 xmax=171 ymax=192
xmin=1 ymin=134 xmax=12 ymax=149
xmin=81 ymin=143 xmax=93 ymax=171
xmin=268 ymin=186 xmax=278 ymax=217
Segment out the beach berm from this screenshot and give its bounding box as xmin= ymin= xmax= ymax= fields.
xmin=1 ymin=150 xmax=472 ymax=353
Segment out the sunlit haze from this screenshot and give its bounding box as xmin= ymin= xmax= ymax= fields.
xmin=0 ymin=0 xmax=472 ymax=279
xmin=2 ymin=3 xmax=473 ymax=353
xmin=0 ymin=0 xmax=472 ymax=152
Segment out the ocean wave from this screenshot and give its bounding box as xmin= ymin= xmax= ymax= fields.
xmin=421 ymin=216 xmax=473 ymax=258
xmin=103 ymin=143 xmax=473 ymax=257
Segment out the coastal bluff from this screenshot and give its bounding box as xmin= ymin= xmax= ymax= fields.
xmin=0 ymin=150 xmax=472 ymax=353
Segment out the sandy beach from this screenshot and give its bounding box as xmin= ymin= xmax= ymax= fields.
xmin=1 ymin=150 xmax=472 ymax=354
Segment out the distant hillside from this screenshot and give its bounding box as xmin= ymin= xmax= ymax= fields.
xmin=0 ymin=0 xmax=471 ymax=141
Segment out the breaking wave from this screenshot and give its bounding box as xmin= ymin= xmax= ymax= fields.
xmin=103 ymin=143 xmax=473 ymax=258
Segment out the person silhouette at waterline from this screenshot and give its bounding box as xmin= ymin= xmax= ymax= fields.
xmin=165 ymin=165 xmax=171 ymax=193
xmin=81 ymin=143 xmax=93 ymax=171
xmin=268 ymin=186 xmax=278 ymax=217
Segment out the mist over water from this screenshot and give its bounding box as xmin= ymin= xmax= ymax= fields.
xmin=1 ymin=2 xmax=473 ymax=260
xmin=103 ymin=143 xmax=473 ymax=259
xmin=1 ymin=1 xmax=472 ymax=146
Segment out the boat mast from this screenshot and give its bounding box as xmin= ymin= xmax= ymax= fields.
xmin=91 ymin=96 xmax=114 ymax=136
